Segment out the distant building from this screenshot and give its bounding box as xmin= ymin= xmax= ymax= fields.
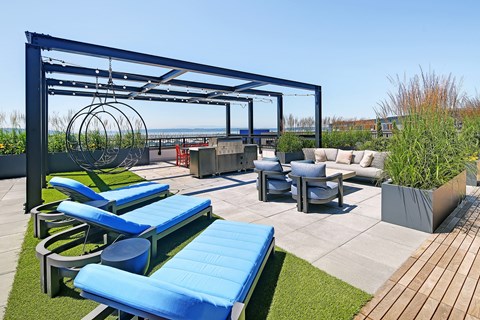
xmin=326 ymin=116 xmax=402 ymax=137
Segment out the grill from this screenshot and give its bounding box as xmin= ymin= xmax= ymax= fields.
xmin=190 ymin=137 xmax=257 ymax=178
xmin=212 ymin=138 xmax=245 ymax=155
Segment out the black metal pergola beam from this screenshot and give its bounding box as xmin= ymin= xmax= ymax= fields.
xmin=49 ymin=89 xmax=234 ymax=106
xmin=46 ymin=79 xmax=252 ymax=103
xmin=43 ymin=64 xmax=283 ymax=97
xmin=127 ymin=69 xmax=187 ymax=99
xmin=28 ymin=32 xmax=317 ymax=91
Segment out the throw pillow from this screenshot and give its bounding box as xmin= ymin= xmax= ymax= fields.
xmin=360 ymin=152 xmax=374 ymax=168
xmin=352 ymin=150 xmax=365 ymax=164
xmin=314 ymin=149 xmax=327 ymax=162
xmin=371 ymin=152 xmax=388 ymax=169
xmin=336 ymin=150 xmax=353 ymax=164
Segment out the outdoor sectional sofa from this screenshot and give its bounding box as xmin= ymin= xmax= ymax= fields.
xmin=302 ymin=148 xmax=388 ymax=180
xmin=75 ymin=220 xmax=275 ymax=320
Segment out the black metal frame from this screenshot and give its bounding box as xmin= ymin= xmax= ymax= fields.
xmin=25 ymin=31 xmax=322 ymax=211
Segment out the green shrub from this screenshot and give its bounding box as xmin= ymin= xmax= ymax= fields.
xmin=358 ymin=137 xmax=390 ymax=152
xmin=277 ymin=132 xmax=303 ymax=152
xmin=302 ymin=138 xmax=315 ymax=148
xmin=321 ymin=130 xmax=372 ymax=149
xmin=0 ymin=129 xmax=26 ymax=155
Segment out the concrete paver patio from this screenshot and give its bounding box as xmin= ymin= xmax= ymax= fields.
xmin=132 ymin=161 xmax=433 ymax=294
xmin=0 ymin=178 xmax=29 ymax=319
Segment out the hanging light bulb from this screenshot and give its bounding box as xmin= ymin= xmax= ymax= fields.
xmin=124 ymin=75 xmax=128 ymax=79
xmin=61 ymin=61 xmax=66 ymax=67
xmin=95 ymin=69 xmax=100 ymax=74
xmin=123 ymin=86 xmax=126 ymax=89
xmin=72 ymin=81 xmax=76 ymax=85
xmin=72 ymin=92 xmax=75 ymax=96
xmin=85 ymin=85 xmax=88 ymax=88
xmin=59 ymin=81 xmax=63 ymax=85
xmin=148 ymin=80 xmax=151 ymax=83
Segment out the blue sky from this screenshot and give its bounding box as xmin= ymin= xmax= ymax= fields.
xmin=1 ymin=0 xmax=479 ymax=129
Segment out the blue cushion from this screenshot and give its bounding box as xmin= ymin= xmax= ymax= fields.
xmin=261 ymin=156 xmax=279 ymax=161
xmin=290 ymin=162 xmax=327 ymax=188
xmin=307 ymin=182 xmax=339 ymax=200
xmin=49 ymin=177 xmax=105 ymax=202
xmin=151 ymin=220 xmax=274 ymax=303
xmin=291 ymin=159 xmax=315 ymax=164
xmin=100 ymin=182 xmax=169 ymax=207
xmin=75 ymin=264 xmax=233 ymax=320
xmin=57 ymin=195 xmax=211 ymax=236
xmin=257 ymin=179 xmax=291 ymax=192
xmin=121 ymin=195 xmax=211 ymax=233
xmin=57 ymin=201 xmax=150 ymax=236
xmin=254 ymin=160 xmax=285 ymax=181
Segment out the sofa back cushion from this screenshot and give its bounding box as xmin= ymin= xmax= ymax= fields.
xmin=291 ymin=162 xmax=327 ymax=188
xmin=371 ymin=151 xmax=388 ymax=169
xmin=302 ymin=148 xmax=316 ymax=162
xmin=360 ymin=152 xmax=374 ymax=168
xmin=352 ymin=151 xmax=365 ymax=164
xmin=314 ymin=149 xmax=327 ymax=162
xmin=336 ymin=150 xmax=353 ymax=164
xmin=323 ymin=148 xmax=338 ymax=161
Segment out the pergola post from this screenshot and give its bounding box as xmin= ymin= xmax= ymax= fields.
xmin=226 ymin=104 xmax=231 ymax=136
xmin=315 ymin=86 xmax=322 ymax=147
xmin=248 ymin=100 xmax=254 ymax=144
xmin=41 ymin=70 xmax=48 ymax=187
xmin=25 ymin=44 xmax=44 ymax=212
xmin=277 ymin=95 xmax=284 ymax=137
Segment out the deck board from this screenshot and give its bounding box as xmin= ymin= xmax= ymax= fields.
xmin=359 ymin=189 xmax=480 ymax=319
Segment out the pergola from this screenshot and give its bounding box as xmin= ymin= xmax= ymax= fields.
xmin=25 ymin=32 xmax=322 ymax=211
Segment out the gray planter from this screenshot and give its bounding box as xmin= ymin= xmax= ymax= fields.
xmin=466 ymin=160 xmax=480 ymax=186
xmin=0 ymin=154 xmax=26 ymax=178
xmin=381 ymin=171 xmax=466 ymax=233
xmin=276 ymin=151 xmax=304 ymax=164
xmin=48 ymin=149 xmax=150 ymax=173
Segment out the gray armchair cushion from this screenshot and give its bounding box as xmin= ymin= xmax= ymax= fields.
xmin=307 ymin=182 xmax=338 ymax=200
xmin=371 ymin=152 xmax=388 ymax=169
xmin=262 ymin=156 xmax=279 ymax=162
xmin=290 ymin=162 xmax=327 ymax=188
xmin=264 ymin=179 xmax=292 ymax=192
xmin=254 ymin=160 xmax=285 ymax=180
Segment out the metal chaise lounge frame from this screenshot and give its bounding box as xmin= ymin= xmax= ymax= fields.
xmin=31 ymin=177 xmax=169 ymax=239
xmin=75 ymin=220 xmax=275 ymax=320
xmin=36 ymin=195 xmax=212 ymax=298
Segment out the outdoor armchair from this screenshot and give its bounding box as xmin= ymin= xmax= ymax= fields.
xmin=253 ymin=159 xmax=292 ymax=202
xmin=289 ymin=162 xmax=343 ymax=213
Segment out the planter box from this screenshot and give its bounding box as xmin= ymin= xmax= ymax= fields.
xmin=276 ymin=151 xmax=304 ymax=164
xmin=0 ymin=149 xmax=150 ymax=179
xmin=48 ymin=149 xmax=150 ymax=173
xmin=381 ymin=171 xmax=466 ymax=233
xmin=0 ymin=154 xmax=26 ymax=178
xmin=466 ymin=160 xmax=480 ymax=186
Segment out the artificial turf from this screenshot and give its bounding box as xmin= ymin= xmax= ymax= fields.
xmin=4 ymin=171 xmax=371 ymax=320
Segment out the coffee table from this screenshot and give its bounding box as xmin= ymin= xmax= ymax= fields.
xmin=326 ymin=168 xmax=356 ymax=180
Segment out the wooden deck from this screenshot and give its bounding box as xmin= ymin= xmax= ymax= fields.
xmin=356 ymin=188 xmax=480 ymax=320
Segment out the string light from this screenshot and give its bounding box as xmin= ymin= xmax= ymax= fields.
xmin=73 ymin=92 xmax=76 ymax=96
xmin=59 ymin=81 xmax=63 ymax=85
xmin=124 ymin=75 xmax=128 ymax=79
xmin=95 ymin=69 xmax=100 ymax=74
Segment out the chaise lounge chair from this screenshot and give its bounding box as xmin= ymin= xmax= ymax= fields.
xmin=36 ymin=194 xmax=211 ymax=297
xmin=32 ymin=177 xmax=170 ymax=238
xmin=75 ymin=220 xmax=275 ymax=320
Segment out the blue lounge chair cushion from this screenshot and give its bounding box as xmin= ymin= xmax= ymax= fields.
xmin=75 ymin=220 xmax=274 ymax=320
xmin=100 ymin=182 xmax=169 ymax=206
xmin=57 ymin=201 xmax=150 ymax=236
xmin=57 ymin=195 xmax=211 ymax=236
xmin=290 ymin=162 xmax=327 ymax=188
xmin=121 ymin=195 xmax=211 ymax=233
xmin=75 ymin=264 xmax=233 ymax=320
xmin=253 ymin=160 xmax=285 ymax=181
xmin=151 ymin=220 xmax=274 ymax=303
xmin=49 ymin=177 xmax=105 ymax=202
xmin=261 ymin=156 xmax=279 ymax=161
xmin=49 ymin=177 xmax=169 ymax=206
